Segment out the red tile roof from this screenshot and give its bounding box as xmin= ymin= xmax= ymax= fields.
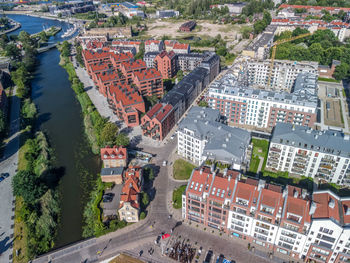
xmin=312 ymin=192 xmax=341 ymax=222
xmin=109 ymin=84 xmax=143 ymax=107
xmin=122 ymin=59 xmax=146 ymax=71
xmin=145 ymin=40 xmax=161 ymax=45
xmin=173 ymin=43 xmax=189 ymax=50
xmin=279 ymin=4 xmax=350 ymax=11
xmin=112 ymin=40 xmax=141 ymax=46
xmin=157 ymin=50 xmax=176 ymax=59
xmin=83 ymin=49 xmax=111 ymax=61
xmin=100 ymin=146 xmax=127 ymax=160
xmin=133 ymin=68 xmax=162 ymax=81
xmin=120 ymin=166 xmax=142 ymax=209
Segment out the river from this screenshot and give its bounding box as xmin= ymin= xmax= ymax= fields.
xmin=7 ymin=14 xmax=100 ymax=247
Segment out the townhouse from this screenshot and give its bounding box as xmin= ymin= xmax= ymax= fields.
xmin=177 ymin=53 xmax=205 ymax=72
xmin=106 ymin=84 xmax=145 ymax=127
xmin=141 ymin=103 xmax=175 ymax=141
xmin=95 ymin=70 xmax=126 ymax=97
xmin=100 ymin=146 xmax=128 ymax=168
xmin=143 ymin=51 xmax=160 ymax=68
xmin=182 ymin=166 xmax=350 ymax=262
xmin=266 ymin=123 xmax=350 ymax=185
xmin=154 ymin=50 xmax=178 ymax=79
xmin=120 ymin=59 xmax=147 ymax=81
xmin=118 ymin=166 xmax=143 ymax=223
xmin=132 ymin=68 xmax=164 ymax=97
xmin=111 ymin=40 xmax=141 ymax=52
xmin=207 ymin=72 xmax=318 ymax=130
xmin=177 ymin=106 xmax=251 ymax=169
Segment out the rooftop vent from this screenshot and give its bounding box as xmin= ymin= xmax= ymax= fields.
xmin=329 ymin=198 xmax=335 ymax=209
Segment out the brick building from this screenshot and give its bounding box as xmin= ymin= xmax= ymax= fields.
xmin=132 ymin=68 xmax=164 ymax=97
xmin=107 ymin=84 xmax=145 ymax=127
xmin=141 ymin=103 xmax=175 ymax=141
xmin=154 ymin=51 xmax=177 ymax=79
xmin=120 ymin=59 xmax=147 ymax=81
xmin=179 ymin=21 xmax=196 ymax=32
xmin=100 ymin=146 xmax=128 ymax=168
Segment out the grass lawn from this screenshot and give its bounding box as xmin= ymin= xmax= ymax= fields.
xmin=249 ymin=139 xmax=269 ymax=173
xmin=173 ymin=185 xmax=186 ymax=209
xmin=13 ymin=197 xmax=29 ymax=263
xmin=173 ymin=159 xmax=196 ymax=180
xmin=318 ymin=77 xmax=340 ymax=83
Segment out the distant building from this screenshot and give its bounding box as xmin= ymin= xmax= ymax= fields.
xmin=111 ymin=40 xmax=142 ymax=52
xmin=200 ymin=52 xmax=220 ymax=82
xmin=143 ymin=51 xmax=160 ymax=68
xmin=164 ymin=41 xmax=190 ymax=54
xmin=156 ymin=10 xmax=180 ymax=18
xmin=210 ymin=2 xmax=247 ymax=15
xmin=154 ymin=50 xmax=177 ymax=79
xmin=100 ymin=146 xmax=128 ymax=168
xmin=266 ymin=123 xmax=350 ymax=185
xmin=179 ymin=21 xmax=196 ymax=32
xmin=118 ymin=166 xmax=143 ymax=222
xmin=132 ymin=68 xmax=164 ymax=97
xmin=177 ymin=106 xmax=251 ymax=169
xmin=177 ymin=53 xmax=204 ymax=72
xmin=242 ymin=32 xmax=275 ymax=60
xmin=49 ymin=0 xmax=95 ymax=16
xmin=278 ymin=4 xmax=350 ymax=15
xmin=144 ymin=40 xmax=164 ymax=52
xmin=141 ymin=103 xmax=175 ymax=141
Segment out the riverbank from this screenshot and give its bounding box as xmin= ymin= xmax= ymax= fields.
xmin=4 ymin=10 xmax=87 ymax=23
xmin=0 ymin=18 xmax=21 ymax=35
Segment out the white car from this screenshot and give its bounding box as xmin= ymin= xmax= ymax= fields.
xmin=162 ymin=160 xmax=167 ymax=166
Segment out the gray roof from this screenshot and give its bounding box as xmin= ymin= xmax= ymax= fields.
xmin=271 ymin=123 xmax=350 ymax=158
xmin=247 ymin=32 xmax=274 ymax=51
xmin=179 ymin=106 xmax=251 ymax=163
xmin=101 ymin=167 xmax=124 ymax=176
xmin=209 ymin=72 xmax=318 ymax=108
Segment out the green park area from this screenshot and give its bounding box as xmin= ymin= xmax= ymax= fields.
xmin=249 ymin=138 xmax=269 ymax=174
xmin=173 ymin=158 xmax=196 ymax=180
xmin=173 ymin=185 xmax=187 ymax=209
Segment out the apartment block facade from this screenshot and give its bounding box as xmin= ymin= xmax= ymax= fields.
xmin=144 ymin=40 xmax=164 ymax=52
xmin=182 ymin=166 xmax=350 ymax=262
xmin=246 ymin=59 xmax=319 ymax=92
xmin=207 ymin=72 xmax=318 ymax=130
xmin=154 ymin=51 xmax=178 ymax=79
xmin=266 ymin=123 xmax=350 ymax=185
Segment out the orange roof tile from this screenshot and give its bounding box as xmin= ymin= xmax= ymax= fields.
xmin=100 ymin=146 xmax=127 ymax=160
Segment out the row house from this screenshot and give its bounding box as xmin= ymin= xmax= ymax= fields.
xmin=182 ymin=166 xmax=350 ymax=261
xmin=100 ymin=146 xmax=127 ymax=184
xmin=87 ymin=62 xmax=113 ymax=84
xmin=207 ymin=72 xmax=317 ymax=130
xmin=132 ymin=68 xmax=164 ymax=97
xmin=111 ymin=40 xmax=142 ymax=52
xmin=109 ymin=52 xmax=134 ymax=70
xmin=266 ymin=123 xmax=350 ymax=185
xmin=106 ymin=84 xmax=145 ymax=127
xmin=144 ymin=40 xmax=164 ymax=52
xmin=95 ymin=70 xmax=126 ymax=97
xmin=143 ymin=51 xmax=160 ymax=68
xmin=118 ymin=166 xmax=143 ymax=223
xmin=164 ymin=40 xmax=190 ymax=54
xmin=177 ymin=53 xmax=204 ymax=72
xmin=141 ymin=103 xmax=175 ymax=141
xmin=120 ymin=59 xmax=147 ymax=81
xmin=278 ymin=4 xmax=350 ymax=15
xmin=154 ymin=50 xmax=178 ymax=79
xmin=82 ymin=49 xmax=112 ymax=67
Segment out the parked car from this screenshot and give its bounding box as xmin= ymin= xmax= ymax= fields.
xmin=154 ymin=235 xmax=161 ymax=244
xmin=102 ymin=194 xmax=114 ymax=203
xmin=204 ymin=250 xmax=213 ymax=263
xmin=0 ymin=176 xmax=4 ymax=182
xmin=1 ymin=173 xmax=9 ymax=178
xmin=162 ymin=160 xmax=167 ymax=166
xmin=216 ymin=254 xmax=225 ymax=263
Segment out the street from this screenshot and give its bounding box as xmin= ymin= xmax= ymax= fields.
xmin=0 ymin=89 xmax=21 ymax=263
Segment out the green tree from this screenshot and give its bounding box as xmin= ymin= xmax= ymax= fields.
xmin=134 ymin=42 xmax=145 ymax=60
xmin=18 ymin=31 xmax=34 ymax=47
xmin=333 ymin=63 xmax=349 ymax=80
xmin=177 ymin=70 xmax=184 ymax=81
xmin=12 ymin=170 xmax=47 ymax=205
xmin=115 ymin=132 xmax=129 ymax=147
xmin=198 ymin=101 xmax=208 ymax=107
xmin=141 ymin=192 xmax=149 ymax=207
xmin=5 ymin=43 xmax=20 ymax=60
xmin=100 ymin=122 xmax=119 ymax=146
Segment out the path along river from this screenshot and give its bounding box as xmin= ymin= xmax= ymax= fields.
xmin=7 ymin=14 xmax=100 ymax=247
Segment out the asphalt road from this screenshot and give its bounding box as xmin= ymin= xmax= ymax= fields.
xmin=0 ymin=90 xmax=20 ymax=263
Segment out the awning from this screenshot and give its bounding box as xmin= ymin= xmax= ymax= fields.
xmin=162 ymin=233 xmax=170 ymax=239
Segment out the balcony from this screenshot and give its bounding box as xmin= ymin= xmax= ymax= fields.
xmin=278 ymin=242 xmax=293 ymax=250
xmin=270 ymin=147 xmax=281 ymax=153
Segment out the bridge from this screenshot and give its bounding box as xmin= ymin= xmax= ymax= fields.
xmin=37 ymin=43 xmax=58 ymax=53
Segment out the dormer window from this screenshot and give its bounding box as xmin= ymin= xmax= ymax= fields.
xmin=287 ymin=212 xmax=301 ymax=223
xmin=236 ymin=198 xmax=248 ymax=207
xmin=260 ymin=205 xmax=274 ymax=215
xmin=104 ymin=154 xmax=108 ymax=158
xmin=111 ymin=154 xmax=115 ymax=158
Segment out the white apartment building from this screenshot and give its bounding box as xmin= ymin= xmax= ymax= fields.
xmin=246 ymin=59 xmax=319 ymax=91
xmin=184 ymin=167 xmax=350 ymax=262
xmin=177 ymin=107 xmax=251 ymax=169
xmin=207 ymin=72 xmax=318 ymax=130
xmin=266 ymin=123 xmax=350 ymax=185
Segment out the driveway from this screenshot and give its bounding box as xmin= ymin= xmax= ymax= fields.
xmin=0 ymin=89 xmax=20 ymax=263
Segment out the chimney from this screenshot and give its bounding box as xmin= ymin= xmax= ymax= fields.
xmin=223 ymin=168 xmax=228 ymax=177
xmin=258 ymin=179 xmax=266 ymax=191
xmin=302 ymin=189 xmax=307 ymax=199
xmin=210 ymin=163 xmax=215 ymax=173
xmin=200 ymin=168 xmax=203 ymax=175
xmin=309 ymin=201 xmax=317 ymax=215
xmin=329 ymin=198 xmax=335 ymax=209
xmin=293 ymin=189 xmax=298 ymax=198
xmin=282 ymin=187 xmax=288 ymax=198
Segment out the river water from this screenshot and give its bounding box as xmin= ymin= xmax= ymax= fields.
xmin=7 ymin=14 xmax=100 ymax=247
